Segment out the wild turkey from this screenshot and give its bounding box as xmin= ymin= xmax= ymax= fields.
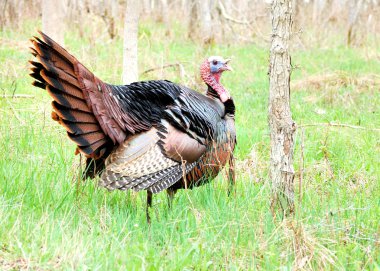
xmin=29 ymin=32 xmax=236 ymax=221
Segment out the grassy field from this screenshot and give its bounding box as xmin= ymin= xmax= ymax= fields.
xmin=0 ymin=20 xmax=379 ymax=270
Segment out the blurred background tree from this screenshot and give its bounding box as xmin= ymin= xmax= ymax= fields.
xmin=42 ymin=0 xmax=65 ymax=45
xmin=122 ymin=0 xmax=139 ymax=83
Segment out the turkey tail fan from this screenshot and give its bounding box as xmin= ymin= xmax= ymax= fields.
xmin=29 ymin=31 xmax=111 ymax=159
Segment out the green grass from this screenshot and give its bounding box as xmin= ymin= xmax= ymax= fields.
xmin=0 ymin=20 xmax=379 ymax=270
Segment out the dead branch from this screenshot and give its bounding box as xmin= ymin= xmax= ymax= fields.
xmin=217 ymin=1 xmax=251 ymax=25
xmin=299 ymin=122 xmax=380 ymax=132
xmin=5 ymin=99 xmax=25 ymax=125
xmin=140 ymin=62 xmax=186 ymax=79
xmin=0 ymin=94 xmax=35 ymax=99
xmin=299 ymin=128 xmax=305 ymax=205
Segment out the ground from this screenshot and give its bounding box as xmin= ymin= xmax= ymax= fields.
xmin=0 ymin=20 xmax=379 ymax=270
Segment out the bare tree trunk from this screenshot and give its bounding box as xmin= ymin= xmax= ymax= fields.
xmin=157 ymin=0 xmax=169 ymax=24
xmin=347 ymin=0 xmax=364 ymax=46
xmin=101 ymin=0 xmax=118 ymax=39
xmin=188 ymin=1 xmax=199 ymax=40
xmin=268 ymin=0 xmax=296 ymax=217
xmin=122 ymin=0 xmax=139 ymax=84
xmin=1 ymin=0 xmax=25 ymax=30
xmin=42 ymin=0 xmax=65 ymax=45
xmin=199 ymin=0 xmax=213 ymax=43
xmin=312 ymin=0 xmax=326 ymax=23
xmin=142 ymin=0 xmax=152 ymax=14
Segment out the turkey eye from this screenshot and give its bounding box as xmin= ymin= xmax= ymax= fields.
xmin=212 ymin=60 xmax=218 ymax=65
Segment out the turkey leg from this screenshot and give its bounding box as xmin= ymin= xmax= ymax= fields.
xmin=146 ymin=190 xmax=153 ymax=223
xmin=166 ymin=188 xmax=177 ymax=209
xmin=227 ymin=154 xmax=236 ymax=196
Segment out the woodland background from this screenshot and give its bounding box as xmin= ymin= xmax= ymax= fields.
xmin=0 ymin=0 xmax=379 ymax=270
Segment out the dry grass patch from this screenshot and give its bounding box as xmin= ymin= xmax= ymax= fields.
xmin=0 ymin=257 xmax=32 ymax=271
xmin=292 ymin=72 xmax=380 ymax=107
xmin=236 ymin=146 xmax=267 ymax=183
xmin=292 ymin=72 xmax=380 ymax=93
xmin=0 ymin=255 xmax=63 ymax=271
xmin=279 ymin=219 xmax=338 ymax=270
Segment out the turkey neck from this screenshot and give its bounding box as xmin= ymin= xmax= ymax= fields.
xmin=206 ymin=85 xmax=235 ymax=116
xmin=206 ymin=84 xmax=219 ymax=99
xmin=201 ymin=67 xmax=230 ymax=101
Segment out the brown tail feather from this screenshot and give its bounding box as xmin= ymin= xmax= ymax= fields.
xmin=68 ymin=131 xmax=106 ymax=146
xmin=38 ymin=31 xmax=77 ymax=64
xmin=29 ymin=47 xmax=38 ymax=57
xmin=40 ymin=69 xmax=79 ymax=91
xmin=32 ymin=43 xmax=75 ymax=76
xmin=51 ymin=101 xmax=98 ymax=123
xmin=79 ymin=139 xmax=109 ymax=157
xmin=32 ymin=81 xmax=46 ymax=89
xmin=36 ymin=55 xmax=77 ymax=82
xmin=46 ymin=86 xmax=91 ymax=112
xmin=60 ymin=121 xmax=101 ymax=135
xmin=30 ymin=32 xmax=115 ymax=160
xmin=46 ymin=84 xmax=84 ymax=101
xmin=42 ymin=75 xmax=84 ymax=99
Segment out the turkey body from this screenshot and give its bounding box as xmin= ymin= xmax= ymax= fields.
xmin=29 ymin=32 xmax=236 ymax=202
xmin=97 ymin=81 xmax=236 ymax=194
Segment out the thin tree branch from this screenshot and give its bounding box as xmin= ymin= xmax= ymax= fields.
xmin=299 ymin=128 xmax=305 ymax=205
xmin=5 ymin=99 xmax=25 ymax=125
xmin=0 ymin=94 xmax=35 ymax=99
xmin=299 ymin=122 xmax=380 ymax=132
xmin=217 ymin=1 xmax=251 ymax=25
xmin=140 ymin=62 xmax=186 ymax=77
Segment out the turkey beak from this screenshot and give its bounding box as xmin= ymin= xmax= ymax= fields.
xmin=223 ymin=59 xmax=233 ymax=71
